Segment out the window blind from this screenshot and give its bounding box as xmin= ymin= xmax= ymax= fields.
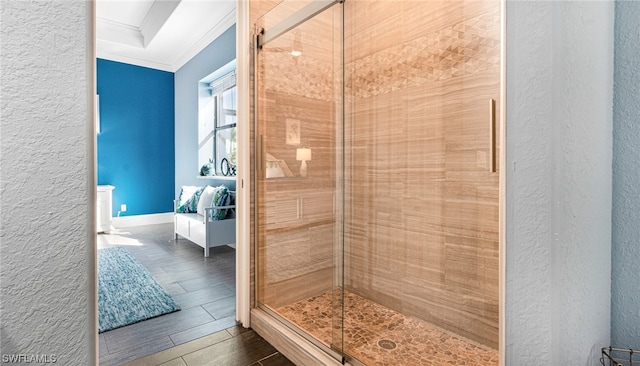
xmin=209 ymin=71 xmax=236 ymax=94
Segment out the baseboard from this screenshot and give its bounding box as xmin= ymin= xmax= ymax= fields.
xmin=112 ymin=212 xmax=173 ymax=228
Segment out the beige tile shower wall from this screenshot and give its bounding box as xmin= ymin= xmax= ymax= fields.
xmin=253 ymin=1 xmax=340 ymax=309
xmin=344 ymin=0 xmax=501 ymax=349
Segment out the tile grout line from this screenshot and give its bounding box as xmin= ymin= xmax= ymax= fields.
xmin=201 ymin=304 xmax=216 ymax=320
xmin=175 ymin=282 xmax=187 ymax=294
xmin=255 ymin=352 xmax=280 ymax=366
xmin=200 ymin=295 xmax=236 ymax=320
xmin=170 ymin=338 xmax=224 ymax=363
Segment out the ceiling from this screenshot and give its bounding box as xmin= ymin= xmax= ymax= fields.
xmin=96 ymin=0 xmax=236 ymax=72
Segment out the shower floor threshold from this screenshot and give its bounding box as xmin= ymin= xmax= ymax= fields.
xmin=276 ymin=290 xmax=498 ymax=366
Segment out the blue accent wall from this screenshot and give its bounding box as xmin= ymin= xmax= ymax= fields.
xmin=97 ymin=59 xmax=175 ymax=216
xmin=612 ymin=1 xmax=640 ymax=349
xmin=175 ymin=25 xmax=236 ymax=196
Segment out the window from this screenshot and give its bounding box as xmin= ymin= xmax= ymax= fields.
xmin=198 ymin=63 xmax=237 ymax=177
xmin=212 ymin=78 xmax=237 ymax=175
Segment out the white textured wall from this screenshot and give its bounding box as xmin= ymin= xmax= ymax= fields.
xmin=0 ymin=1 xmax=96 ymax=364
xmin=612 ymin=0 xmax=640 ymax=350
xmin=506 ymin=1 xmax=613 ymax=364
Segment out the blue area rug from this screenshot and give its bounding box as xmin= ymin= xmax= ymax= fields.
xmin=98 ymin=247 xmax=180 ymax=333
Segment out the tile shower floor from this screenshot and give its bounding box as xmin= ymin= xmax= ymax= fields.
xmin=277 ymin=291 xmax=498 ymax=366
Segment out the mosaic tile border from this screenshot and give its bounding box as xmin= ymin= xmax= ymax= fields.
xmin=258 ymin=10 xmax=500 ymax=101
xmin=347 ymin=11 xmax=501 ymax=99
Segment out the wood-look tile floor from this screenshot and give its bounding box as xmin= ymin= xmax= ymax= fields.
xmin=98 ymin=223 xmax=293 ymax=366
xmin=122 ymin=326 xmax=294 ymax=366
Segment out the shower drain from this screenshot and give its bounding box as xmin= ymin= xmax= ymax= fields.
xmin=377 ymin=339 xmax=397 ymax=350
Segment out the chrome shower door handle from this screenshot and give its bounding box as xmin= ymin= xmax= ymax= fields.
xmin=489 ymin=98 xmax=496 ymax=173
xmin=258 ymin=134 xmax=264 ymax=171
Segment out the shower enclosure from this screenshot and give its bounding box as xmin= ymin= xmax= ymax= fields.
xmin=253 ymin=0 xmax=502 ymax=364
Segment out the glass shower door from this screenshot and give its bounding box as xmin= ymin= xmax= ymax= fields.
xmin=254 ymin=0 xmax=345 ymax=360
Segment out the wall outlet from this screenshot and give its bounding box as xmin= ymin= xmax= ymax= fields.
xmin=121 ymin=204 xmax=127 ymax=212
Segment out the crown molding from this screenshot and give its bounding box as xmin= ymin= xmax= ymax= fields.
xmin=96 ymin=18 xmax=144 ymax=48
xmin=96 ymin=2 xmax=236 ymax=73
xmin=172 ymin=8 xmax=236 ymax=72
xmin=96 ymin=47 xmax=174 ymax=72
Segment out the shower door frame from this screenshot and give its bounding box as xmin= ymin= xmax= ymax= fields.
xmin=498 ymin=0 xmax=506 ymax=363
xmin=239 ymin=0 xmax=508 ymax=365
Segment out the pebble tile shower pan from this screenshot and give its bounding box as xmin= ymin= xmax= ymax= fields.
xmin=277 ymin=291 xmax=498 ymax=366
